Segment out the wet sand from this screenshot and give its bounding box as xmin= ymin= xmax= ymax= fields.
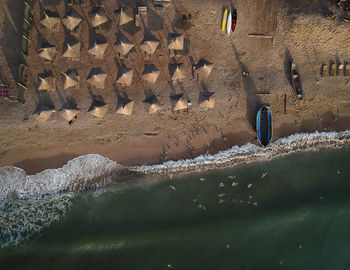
xmin=2 ymin=113 xmax=349 ymax=175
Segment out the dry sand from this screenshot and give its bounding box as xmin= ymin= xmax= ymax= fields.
xmin=1 ymin=0 xmax=350 ymax=174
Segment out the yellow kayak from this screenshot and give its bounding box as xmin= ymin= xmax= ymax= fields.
xmin=222 ymin=8 xmax=228 ymax=31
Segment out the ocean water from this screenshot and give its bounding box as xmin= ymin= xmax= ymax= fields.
xmin=0 ymin=145 xmax=350 ymax=269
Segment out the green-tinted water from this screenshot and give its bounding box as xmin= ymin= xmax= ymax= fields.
xmin=1 ymin=149 xmax=350 ymax=269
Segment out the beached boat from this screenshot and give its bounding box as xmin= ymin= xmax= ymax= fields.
xmin=232 ymin=9 xmax=237 ymax=32
xmin=226 ymin=10 xmax=232 ymax=35
xmin=222 ymin=8 xmax=228 ymax=31
xmin=291 ymin=61 xmax=303 ymax=99
xmin=256 ymin=105 xmax=273 ymax=147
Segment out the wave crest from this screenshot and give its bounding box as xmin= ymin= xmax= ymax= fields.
xmin=0 ymin=154 xmax=130 ymax=199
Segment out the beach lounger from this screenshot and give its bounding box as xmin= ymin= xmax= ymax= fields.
xmin=345 ymin=64 xmax=350 ymax=77
xmin=329 ymin=63 xmax=336 ymax=76
xmin=17 ymin=83 xmax=26 ymax=103
xmin=22 ymin=35 xmax=29 ymax=55
xmin=18 ymin=64 xmax=28 ymax=86
xmin=321 ymin=64 xmax=328 ymax=78
xmin=24 ymin=2 xmax=32 ymax=22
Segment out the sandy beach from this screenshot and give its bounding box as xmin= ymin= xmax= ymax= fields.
xmin=1 ymin=0 xmax=350 ymax=174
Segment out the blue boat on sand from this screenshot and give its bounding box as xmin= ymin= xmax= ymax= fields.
xmin=256 ymin=105 xmax=273 ymax=147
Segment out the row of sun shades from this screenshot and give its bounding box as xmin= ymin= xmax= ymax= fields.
xmin=39 ymin=32 xmax=185 ymax=61
xmin=41 ymin=7 xmax=135 ymax=31
xmin=37 ymin=58 xmax=213 ymax=90
xmin=34 ymin=92 xmax=216 ymax=123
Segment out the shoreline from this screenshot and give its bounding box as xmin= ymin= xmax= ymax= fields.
xmin=2 ymin=113 xmax=350 ymax=175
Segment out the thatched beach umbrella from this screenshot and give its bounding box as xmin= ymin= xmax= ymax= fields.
xmin=140 ymin=34 xmax=159 ymax=55
xmin=88 ymin=100 xmax=109 ymax=118
xmin=37 ymin=73 xmax=55 ymax=91
xmin=86 ymin=68 xmax=107 ymax=89
xmin=40 ymin=10 xmax=60 ymax=30
xmin=169 ymin=63 xmax=186 ymax=81
xmin=172 ymin=93 xmax=187 ymax=111
xmin=62 ymin=40 xmax=80 ymax=59
xmin=60 ymin=102 xmax=80 ymax=122
xmin=141 ymin=64 xmax=160 ymax=84
xmin=62 ymin=9 xmax=83 ymax=31
xmin=88 ymin=39 xmax=108 ymax=59
xmin=167 ymin=33 xmax=184 ymax=50
xmin=144 ymin=95 xmax=161 ymax=114
xmin=61 ymin=69 xmax=79 ymax=89
xmin=199 ymin=92 xmax=215 ymax=109
xmin=115 ymin=35 xmax=134 ymax=56
xmin=194 ymin=58 xmax=214 ymax=79
xmin=116 ymin=98 xmax=134 ymax=116
xmin=89 ymin=8 xmax=108 ymax=27
xmin=34 ymin=106 xmax=55 ymax=123
xmin=116 ymin=7 xmax=133 ymax=26
xmin=116 ymin=66 xmax=133 ymax=86
xmin=39 ymin=44 xmax=57 ymax=61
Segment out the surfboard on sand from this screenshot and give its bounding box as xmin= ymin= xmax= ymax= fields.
xmin=222 ymin=8 xmax=228 ymax=31
xmin=226 ymin=9 xmax=232 ymax=35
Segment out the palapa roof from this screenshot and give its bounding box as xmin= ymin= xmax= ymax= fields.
xmin=116 ymin=98 xmax=134 ymax=116
xmin=115 ymin=35 xmax=134 ymax=56
xmin=167 ymin=33 xmax=184 ymax=50
xmin=199 ymin=92 xmax=215 ymax=109
xmin=86 ymin=68 xmax=107 ymax=89
xmin=62 ymin=9 xmax=83 ymax=31
xmin=88 ymin=100 xmax=109 ymax=118
xmin=194 ymin=59 xmax=214 ymax=78
xmin=34 ymin=106 xmax=55 ymax=123
xmin=37 ymin=73 xmax=55 ymax=91
xmin=141 ymin=64 xmax=160 ymax=84
xmin=60 ymin=103 xmax=80 ymax=122
xmin=88 ymin=40 xmax=108 ymax=59
xmin=89 ymin=8 xmax=108 ymax=27
xmin=172 ymin=94 xmax=188 ymax=111
xmin=169 ymin=63 xmax=186 ymax=81
xmin=144 ymin=95 xmax=161 ymax=114
xmin=116 ymin=7 xmax=133 ymax=26
xmin=39 ymin=44 xmax=57 ymax=61
xmin=61 ymin=69 xmax=79 ymax=89
xmin=116 ymin=66 xmax=133 ymax=86
xmin=140 ymin=34 xmax=159 ymax=55
xmin=40 ymin=10 xmax=60 ymax=30
xmin=62 ymin=40 xmax=80 ymax=58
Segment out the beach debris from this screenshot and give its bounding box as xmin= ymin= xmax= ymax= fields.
xmin=193 ymin=198 xmax=197 ymax=203
xmin=253 ymin=202 xmax=258 ymax=206
xmin=299 ymin=244 xmax=302 ymax=249
xmin=199 ymin=177 xmax=206 ymax=182
xmin=261 ymin=172 xmax=268 ymax=179
xmin=226 ymin=244 xmax=230 ymax=249
xmin=167 ymin=264 xmax=173 ymax=269
xmin=232 ymin=198 xmax=237 ymax=203
xmin=219 ymin=182 xmax=225 ymax=188
xmin=169 ymin=185 xmax=176 ymax=191
xmin=228 ymin=175 xmax=236 ymax=179
xmin=232 ymin=182 xmax=238 ymax=187
xmin=247 ymin=183 xmax=253 ymax=189
xmin=320 ymin=196 xmax=323 ymax=200
xmin=248 ymin=195 xmax=253 ymax=200
xmin=218 ymin=193 xmax=226 ymax=198
xmin=337 ymin=170 xmax=341 ymax=175
xmin=280 ymin=260 xmax=283 ymax=265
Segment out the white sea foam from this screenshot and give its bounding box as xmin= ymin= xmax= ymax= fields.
xmin=134 ymin=130 xmax=350 ymax=174
xmin=0 ymin=154 xmax=129 ymax=199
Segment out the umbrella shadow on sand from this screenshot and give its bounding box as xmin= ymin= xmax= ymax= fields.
xmin=230 ymin=41 xmax=262 ymax=131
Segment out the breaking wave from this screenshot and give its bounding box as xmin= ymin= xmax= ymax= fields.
xmin=0 ymin=154 xmax=133 ymax=248
xmin=0 ymin=154 xmax=131 ymax=199
xmin=134 ymin=130 xmax=350 ymax=174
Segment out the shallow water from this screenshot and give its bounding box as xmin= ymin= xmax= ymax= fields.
xmin=1 ymin=148 xmax=350 ymax=269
